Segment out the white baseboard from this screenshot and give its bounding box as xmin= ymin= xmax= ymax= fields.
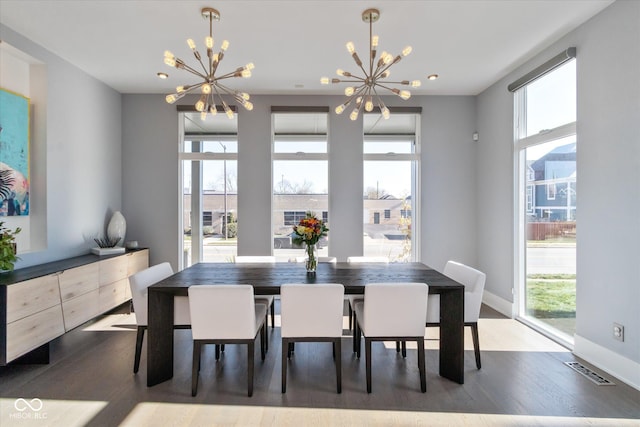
xmin=574 ymin=334 xmax=640 ymax=391
xmin=482 ymin=290 xmax=513 ymax=318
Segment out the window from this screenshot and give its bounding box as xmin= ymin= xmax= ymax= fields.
xmin=272 ymin=111 xmax=329 ymax=261
xmin=180 ymin=111 xmax=238 ymax=266
xmin=363 ymin=112 xmax=420 ymax=262
xmin=513 ymin=53 xmax=576 ymax=345
xmin=202 ymin=211 xmax=213 ymax=226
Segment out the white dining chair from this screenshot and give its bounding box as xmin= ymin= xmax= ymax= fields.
xmin=280 ymin=283 xmax=345 ymax=393
xmin=353 ymin=282 xmax=429 ymax=393
xmin=426 ymin=260 xmax=486 ymax=369
xmin=346 ymin=256 xmax=390 ymax=336
xmin=188 ymin=284 xmax=267 ymax=397
xmin=128 ymin=262 xmax=191 ymax=374
xmin=234 ymin=256 xmax=276 ymax=331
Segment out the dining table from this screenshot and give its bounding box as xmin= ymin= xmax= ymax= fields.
xmin=146 ymin=261 xmax=465 ymax=387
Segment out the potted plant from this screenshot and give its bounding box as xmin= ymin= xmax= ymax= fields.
xmin=0 ymin=221 xmax=21 ymax=272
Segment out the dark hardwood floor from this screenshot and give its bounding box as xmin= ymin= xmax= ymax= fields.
xmin=1 ymin=304 xmax=638 ymax=426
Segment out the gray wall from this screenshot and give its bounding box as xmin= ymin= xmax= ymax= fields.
xmin=121 ymin=94 xmax=478 ymax=269
xmin=1 ymin=24 xmax=122 ymax=268
xmin=476 ymin=0 xmax=640 ymax=369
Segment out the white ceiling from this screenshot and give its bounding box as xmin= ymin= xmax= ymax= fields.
xmin=0 ymin=0 xmax=613 ymax=96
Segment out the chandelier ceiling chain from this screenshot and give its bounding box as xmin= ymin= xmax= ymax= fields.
xmin=321 ymin=8 xmax=421 ymax=120
xmin=163 ymin=7 xmax=254 ymax=120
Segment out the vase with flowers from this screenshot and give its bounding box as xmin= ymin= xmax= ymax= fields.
xmin=292 ymin=212 xmax=329 ymax=274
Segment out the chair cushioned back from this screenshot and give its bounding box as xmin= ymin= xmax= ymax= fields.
xmin=427 ymin=261 xmax=486 ymax=323
xmin=188 ymin=285 xmax=263 ymax=340
xmin=360 ymin=282 xmax=428 ymax=337
xmin=129 ymin=262 xmax=174 ymax=326
xmin=280 ymin=283 xmax=345 ymax=338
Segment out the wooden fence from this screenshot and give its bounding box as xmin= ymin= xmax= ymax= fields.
xmin=527 ymin=222 xmax=576 ymax=241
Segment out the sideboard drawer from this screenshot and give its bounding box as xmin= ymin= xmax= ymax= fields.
xmin=59 ymin=263 xmax=100 ymax=302
xmin=99 ymin=256 xmax=128 ymax=286
xmin=6 ymin=275 xmax=61 ymax=323
xmin=62 ymin=288 xmax=100 ymax=331
xmin=6 ymin=304 xmax=65 ymax=362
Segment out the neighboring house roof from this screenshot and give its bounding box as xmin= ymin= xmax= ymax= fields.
xmin=530 ymin=142 xmax=576 ymax=181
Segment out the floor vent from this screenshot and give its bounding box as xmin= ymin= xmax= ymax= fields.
xmin=564 ymin=362 xmax=615 ymax=386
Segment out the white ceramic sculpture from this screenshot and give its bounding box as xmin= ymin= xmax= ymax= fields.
xmin=107 ymin=211 xmax=126 ymax=247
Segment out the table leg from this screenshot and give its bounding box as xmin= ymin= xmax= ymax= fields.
xmin=147 ymin=289 xmax=174 ymax=387
xmin=439 ymin=287 xmax=464 ymax=384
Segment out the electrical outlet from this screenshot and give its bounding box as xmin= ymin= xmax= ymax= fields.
xmin=613 ymin=323 xmax=624 ymax=342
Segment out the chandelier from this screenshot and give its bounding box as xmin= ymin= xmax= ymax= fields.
xmin=163 ymin=7 xmax=254 ymax=120
xmin=321 ymin=8 xmax=420 ymax=120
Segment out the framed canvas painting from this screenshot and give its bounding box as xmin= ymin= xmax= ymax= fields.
xmin=0 ymin=88 xmax=30 ymax=216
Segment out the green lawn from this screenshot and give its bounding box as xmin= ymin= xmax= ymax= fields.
xmin=526 ymin=275 xmax=576 ymax=318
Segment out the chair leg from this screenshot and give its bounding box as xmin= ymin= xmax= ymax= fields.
xmin=192 ymin=341 xmax=202 ymax=396
xmin=215 ymin=344 xmax=220 ymax=361
xmin=281 ymin=338 xmax=288 ymax=393
xmin=270 ymin=300 xmax=275 ymax=329
xmin=396 ymin=341 xmax=400 ymax=353
xmin=356 ymin=322 xmax=362 ymax=359
xmin=335 ymin=338 xmax=342 ymax=394
xmin=287 ymin=342 xmax=293 ymax=358
xmin=260 ymin=325 xmax=266 ymax=361
xmin=401 ymin=341 xmax=407 ymax=358
xmin=348 ymin=304 xmax=353 ymax=330
xmin=248 ymin=341 xmax=255 ymax=397
xmin=332 ymin=342 xmax=336 ymax=359
xmin=353 ymin=317 xmax=359 ymax=353
xmin=470 ymin=323 xmax=481 ymax=369
xmin=417 ymin=338 xmax=426 ymax=393
xmin=365 ymin=337 xmax=372 ymax=393
xmin=133 ymin=326 xmax=145 ymax=374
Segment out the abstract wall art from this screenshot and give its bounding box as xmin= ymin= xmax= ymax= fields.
xmin=0 ymin=88 xmax=30 ymax=216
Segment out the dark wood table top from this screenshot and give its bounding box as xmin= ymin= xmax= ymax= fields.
xmin=151 ymin=262 xmax=464 ymax=295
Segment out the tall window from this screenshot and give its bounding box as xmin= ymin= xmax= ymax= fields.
xmin=363 ymin=112 xmax=420 ymax=262
xmin=180 ymin=111 xmax=238 ymax=266
xmin=513 ymin=53 xmax=577 ymax=345
xmin=272 ymin=110 xmax=329 ymax=261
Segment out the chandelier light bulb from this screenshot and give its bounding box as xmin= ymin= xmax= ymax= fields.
xmin=164 ymin=50 xmax=175 ymax=59
xmin=241 ymin=69 xmax=252 ymax=78
xmin=336 ymin=69 xmax=345 ymax=76
xmin=381 ymin=106 xmax=390 ymax=119
xmin=240 ymin=92 xmax=250 ymax=100
xmin=411 ymin=80 xmax=421 ymax=88
xmin=346 ymin=42 xmax=355 ymax=54
xmin=349 ymin=109 xmax=359 ymax=121
xmin=399 ymin=90 xmax=411 ymax=100
xmin=195 ymin=100 xmax=205 ymax=112
xmin=335 ymin=104 xmax=346 ymax=115
xmin=209 ymin=105 xmax=217 ymax=115
xmin=202 ymin=84 xmax=212 ymax=94
xmin=200 ymin=111 xmax=208 ymax=120
xmin=221 ymin=40 xmax=229 ymax=51
xmin=345 ymin=87 xmax=355 ymax=96
xmin=164 ymin=56 xmax=177 ymax=67
xmin=402 ymin=46 xmax=413 ymax=57
xmin=187 ymin=39 xmax=196 ymax=50
xmin=176 ymin=86 xmax=186 ymax=93
xmin=320 ymin=77 xmax=330 ymax=85
xmin=365 ymin=96 xmax=374 ymax=112
xmin=245 ymin=63 xmax=255 ymax=70
xmin=372 ymin=35 xmax=379 ymax=48
xmin=205 ymin=36 xmax=214 ymax=49
xmin=225 ymin=108 xmax=234 ymax=119
xmin=381 ymin=70 xmax=390 ymax=78
xmin=243 ymin=101 xmax=254 ymax=111
xmin=166 ymin=94 xmax=178 ymax=104
xmin=383 ymin=52 xmax=393 ymax=65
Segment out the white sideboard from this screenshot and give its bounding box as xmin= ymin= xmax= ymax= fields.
xmin=1 ymin=249 xmax=149 ymax=365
